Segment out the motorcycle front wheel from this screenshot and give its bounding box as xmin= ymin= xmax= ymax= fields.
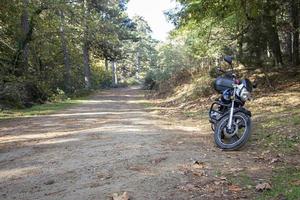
xmin=214 ymin=112 xmax=251 ymax=150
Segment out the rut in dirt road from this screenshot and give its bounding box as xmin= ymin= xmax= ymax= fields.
xmin=0 ymin=87 xmax=261 ymax=200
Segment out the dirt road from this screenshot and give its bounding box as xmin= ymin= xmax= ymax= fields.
xmin=0 ymin=87 xmax=264 ymax=199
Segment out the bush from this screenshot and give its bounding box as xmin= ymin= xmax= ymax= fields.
xmin=191 ymin=76 xmax=213 ymax=98
xmin=126 ymin=77 xmax=141 ymax=86
xmin=0 ymin=81 xmax=48 ymax=109
xmin=91 ymin=66 xmax=112 ymax=88
xmin=144 ymin=70 xmax=158 ymax=90
xmin=49 ymin=88 xmax=68 ymax=102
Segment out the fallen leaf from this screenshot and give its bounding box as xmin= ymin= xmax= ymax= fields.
xmin=219 ymin=176 xmax=227 ymax=181
xmin=112 ymin=192 xmax=129 ymax=200
xmin=274 ymin=193 xmax=287 ymax=200
xmin=228 ymin=185 xmax=242 ymax=192
xmin=229 ymin=168 xmax=244 ymax=173
xmin=255 ymin=182 xmax=272 ymax=192
xmin=44 ymin=180 xmax=55 ymax=185
xmin=128 ymin=165 xmax=147 ymax=172
xmin=253 ymin=156 xmax=265 ymax=161
xmin=97 ymin=173 xmax=112 ymax=180
xmin=192 ymin=161 xmax=205 ymax=169
xmin=193 ymin=171 xmax=205 ymax=177
xmin=179 ymin=183 xmax=195 ymax=191
xmin=213 ymin=180 xmax=226 ymax=186
xmin=151 ymin=157 xmax=167 ymax=164
xmin=269 ymin=158 xmax=281 ymax=164
xmin=261 ymin=150 xmax=270 ymax=156
xmin=291 ymin=179 xmax=300 ymax=186
xmin=44 ymin=189 xmax=66 ymax=196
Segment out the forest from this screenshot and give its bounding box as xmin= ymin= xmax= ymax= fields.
xmin=0 ymin=0 xmax=299 ymax=109
xmin=0 ymin=0 xmax=157 ymax=108
xmin=0 ymin=0 xmax=300 ymax=199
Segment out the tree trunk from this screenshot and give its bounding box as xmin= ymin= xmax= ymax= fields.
xmin=82 ymin=0 xmax=91 ymax=89
xmin=59 ymin=10 xmax=71 ymax=92
xmin=269 ymin=25 xmax=283 ymax=66
xmin=83 ymin=41 xmax=91 ymax=89
xmin=13 ymin=4 xmax=47 ymax=74
xmin=105 ymin=59 xmax=109 ymax=71
xmin=291 ymin=0 xmax=300 ymax=66
xmin=237 ymin=23 xmax=244 ymax=60
xmin=21 ymin=0 xmax=30 ymax=71
xmin=264 ymin=1 xmax=283 ymax=66
xmin=111 ymin=61 xmax=118 ymax=86
xmin=287 ymin=32 xmax=293 ymax=62
xmin=136 ymin=50 xmax=140 ymax=79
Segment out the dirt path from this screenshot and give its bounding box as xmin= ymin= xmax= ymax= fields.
xmin=0 ymin=87 xmax=266 ymax=200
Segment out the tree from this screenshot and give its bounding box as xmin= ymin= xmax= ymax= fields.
xmin=291 ymin=0 xmax=300 ymax=66
xmin=59 ymin=9 xmax=71 ymax=92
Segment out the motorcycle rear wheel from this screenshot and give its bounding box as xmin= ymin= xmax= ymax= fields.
xmin=214 ymin=112 xmax=251 ymax=150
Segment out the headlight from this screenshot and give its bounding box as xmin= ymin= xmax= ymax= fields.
xmin=240 ymin=88 xmax=250 ymax=101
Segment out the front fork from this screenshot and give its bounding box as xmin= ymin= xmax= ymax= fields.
xmin=227 ymin=86 xmax=237 ymax=130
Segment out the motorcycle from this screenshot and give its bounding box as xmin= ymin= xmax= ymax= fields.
xmin=209 ymin=56 xmax=255 ymax=150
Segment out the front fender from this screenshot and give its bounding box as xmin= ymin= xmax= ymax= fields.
xmin=218 ymin=107 xmax=252 ymax=122
xmin=234 ymin=107 xmax=252 ymax=117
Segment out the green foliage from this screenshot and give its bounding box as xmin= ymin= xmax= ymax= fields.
xmin=117 ymin=16 xmax=159 ymax=82
xmin=125 ymin=77 xmax=141 ymax=86
xmin=167 ymin=0 xmax=300 ymax=69
xmin=90 ymin=61 xmax=112 ymax=88
xmin=49 ymin=88 xmax=68 ymax=102
xmin=0 ymin=0 xmax=158 ymax=108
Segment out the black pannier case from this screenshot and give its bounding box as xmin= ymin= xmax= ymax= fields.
xmin=214 ymin=76 xmax=234 ymax=93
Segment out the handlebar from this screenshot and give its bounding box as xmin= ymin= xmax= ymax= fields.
xmin=216 ymin=66 xmax=237 ymax=79
xmin=216 ymin=67 xmax=226 ymax=74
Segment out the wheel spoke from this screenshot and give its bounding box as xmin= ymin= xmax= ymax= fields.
xmin=228 ymin=135 xmax=239 ymax=143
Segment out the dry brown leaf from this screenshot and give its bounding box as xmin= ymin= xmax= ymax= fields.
xmin=291 ymin=179 xmax=300 ymax=186
xmin=213 ymin=180 xmax=227 ymax=185
xmin=44 ymin=179 xmax=55 ymax=185
xmin=151 ymin=157 xmax=167 ymax=164
xmin=179 ymin=183 xmax=195 ymax=191
xmin=273 ymin=193 xmax=287 ymax=200
xmin=261 ymin=150 xmax=270 ymax=156
xmin=128 ymin=165 xmax=147 ymax=172
xmin=193 ymin=170 xmax=205 ymax=177
xmin=269 ymin=158 xmax=281 ymax=164
xmin=228 ymin=185 xmax=242 ymax=192
xmin=112 ymin=192 xmax=129 ymax=200
xmin=255 ymin=182 xmax=272 ymax=192
xmin=192 ymin=162 xmax=205 ymax=169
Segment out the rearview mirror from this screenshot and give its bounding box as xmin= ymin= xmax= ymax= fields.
xmin=224 ymin=55 xmax=233 ymax=65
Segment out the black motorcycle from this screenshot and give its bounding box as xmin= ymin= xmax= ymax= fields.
xmin=209 ymin=56 xmax=255 ymax=150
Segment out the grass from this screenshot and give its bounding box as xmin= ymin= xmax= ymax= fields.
xmin=228 ymin=172 xmax=255 ymax=188
xmin=0 ymin=99 xmax=83 ymax=120
xmin=251 ymin=106 xmax=300 ymax=154
xmin=292 ymin=115 xmax=300 ymax=125
xmin=258 ymin=167 xmax=300 ymax=200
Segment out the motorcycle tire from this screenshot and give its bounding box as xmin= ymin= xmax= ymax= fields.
xmin=214 ymin=112 xmax=251 ymax=150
